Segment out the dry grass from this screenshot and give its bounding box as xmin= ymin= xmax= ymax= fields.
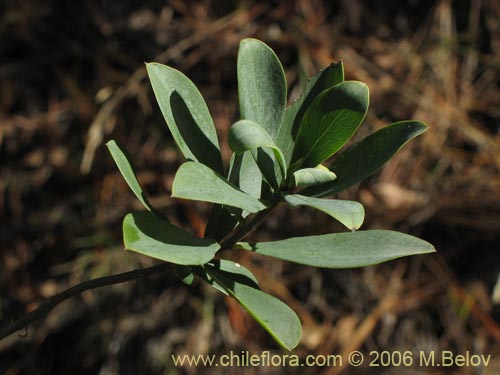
xmin=1 ymin=0 xmax=499 ymax=374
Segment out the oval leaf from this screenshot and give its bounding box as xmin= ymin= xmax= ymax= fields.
xmin=146 ymin=63 xmax=223 ymax=174
xmin=302 ymin=121 xmax=429 ymax=197
xmin=123 ymin=212 xmax=219 ymax=265
xmin=292 ymin=167 xmax=337 ymax=188
xmin=291 ymin=81 xmax=369 ymax=169
xmin=228 ymin=120 xmax=287 ymax=184
xmin=278 ymin=61 xmax=344 ymax=164
xmin=205 ymin=265 xmax=301 ymax=350
xmin=106 ymin=140 xmax=154 ymax=212
xmin=238 ymin=38 xmax=286 ymax=141
xmin=285 ymin=194 xmax=364 ymax=231
xmin=239 ymin=230 xmax=435 ymax=268
xmin=172 ymin=161 xmax=267 ymax=213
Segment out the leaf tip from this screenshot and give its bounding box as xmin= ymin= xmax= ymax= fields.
xmin=145 ymin=62 xmax=170 ymax=76
xmin=415 ymin=120 xmax=430 ymax=132
xmin=144 ymin=61 xmax=158 ymax=69
xmin=240 ymin=37 xmax=262 ymax=46
xmin=144 ymin=62 xmax=155 ymax=73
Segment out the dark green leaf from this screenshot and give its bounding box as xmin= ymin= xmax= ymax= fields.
xmin=278 ymin=62 xmax=344 ymax=164
xmin=204 ymin=204 xmax=239 ymax=241
xmin=106 ymin=140 xmax=154 ymax=212
xmin=174 ymin=265 xmax=194 ymax=285
xmin=197 ymin=259 xmax=259 ymax=295
xmin=237 ymin=38 xmax=286 ymax=141
xmin=239 ymin=230 xmax=435 ymax=268
xmin=146 ymin=63 xmax=223 ymax=173
xmin=291 ymin=81 xmax=369 ymax=169
xmin=205 ymin=264 xmax=301 ymax=350
xmin=123 ymin=211 xmax=219 ymax=265
xmin=302 ymin=121 xmax=429 ymax=197
xmin=285 ymin=194 xmax=364 ymax=231
xmin=172 ymin=161 xmax=266 ymax=213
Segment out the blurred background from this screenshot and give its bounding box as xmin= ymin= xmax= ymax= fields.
xmin=1 ymin=0 xmax=499 ymax=374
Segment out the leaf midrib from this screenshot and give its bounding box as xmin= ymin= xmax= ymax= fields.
xmin=300 ymin=109 xmax=345 ymax=166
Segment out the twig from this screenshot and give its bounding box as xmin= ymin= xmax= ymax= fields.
xmin=0 ymin=263 xmax=172 ymax=341
xmin=1 ymin=188 xmax=277 ymax=340
xmin=219 ymin=200 xmax=280 ymax=250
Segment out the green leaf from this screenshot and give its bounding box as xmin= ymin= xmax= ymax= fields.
xmin=196 ymin=259 xmax=259 ymax=295
xmin=292 ymin=167 xmax=337 ymax=188
xmin=146 ymin=63 xmax=223 ymax=174
xmin=255 ymin=148 xmax=281 ymax=189
xmin=238 ymin=38 xmax=286 ymax=141
xmin=123 ymin=211 xmax=219 ymax=265
xmin=278 ymin=62 xmax=344 ymax=164
xmin=285 ymin=194 xmax=364 ymax=231
xmin=239 ymin=230 xmax=435 ymax=268
xmin=174 ymin=265 xmax=194 ymax=285
xmin=302 ymin=121 xmax=429 ymax=197
xmin=229 ymin=152 xmax=263 ymax=199
xmin=204 ymin=152 xmax=263 ymax=241
xmin=106 ymin=140 xmax=154 ymax=212
xmin=291 ymin=81 xmax=369 ymax=169
xmin=205 ymin=264 xmax=301 ymax=350
xmin=172 ymin=161 xmax=267 ymax=213
xmin=228 ymin=120 xmax=287 ymax=186
xmin=204 ymin=153 xmax=261 ymax=241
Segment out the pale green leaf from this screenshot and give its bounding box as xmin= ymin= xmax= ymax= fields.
xmin=285 ymin=194 xmax=364 ymax=231
xmin=172 ymin=161 xmax=266 ymax=213
xmin=291 ymin=81 xmax=369 ymax=169
xmin=292 ymin=167 xmax=337 ymax=187
xmin=229 ymin=152 xmax=263 ymax=199
xmin=302 ymin=121 xmax=429 ymax=197
xmin=123 ymin=211 xmax=219 ymax=265
xmin=205 ymin=264 xmax=301 ymax=350
xmin=239 ymin=230 xmax=435 ymax=268
xmin=204 ymin=153 xmax=261 ymax=241
xmin=146 ymin=63 xmax=223 ymax=173
xmin=106 ymin=140 xmax=153 ymax=212
xmin=228 ymin=120 xmax=287 ymax=186
xmin=238 ymin=38 xmax=286 ymax=141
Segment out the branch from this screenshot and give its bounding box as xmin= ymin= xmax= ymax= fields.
xmin=1 ymin=196 xmax=280 ymax=340
xmin=0 ymin=262 xmax=173 ymax=341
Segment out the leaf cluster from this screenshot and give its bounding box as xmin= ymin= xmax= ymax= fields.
xmin=107 ymin=38 xmax=434 ymax=350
